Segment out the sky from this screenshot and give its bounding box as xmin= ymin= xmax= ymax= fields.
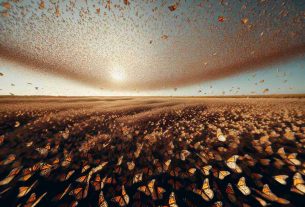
xmin=0 ymin=0 xmax=304 ymax=96
xmin=0 ymin=54 xmax=304 ymax=96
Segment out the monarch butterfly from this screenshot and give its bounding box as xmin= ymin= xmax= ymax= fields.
xmin=91 ymin=174 xmax=102 ymax=191
xmin=155 ymin=159 xmax=171 ymax=173
xmin=53 ymin=184 xmax=71 ymax=201
xmin=81 ymin=164 xmax=90 ymax=173
xmin=127 ymin=161 xmax=135 ymax=171
xmin=254 ymin=196 xmax=269 ymax=207
xmin=265 ymin=146 xmax=273 ymax=155
xmin=226 ymin=155 xmax=242 ymax=173
xmin=138 ymin=179 xmax=166 ymax=200
xmin=99 ymin=191 xmax=108 ymax=207
xmin=277 ymin=147 xmax=286 ymax=158
xmin=201 ymin=165 xmax=212 ymax=176
xmin=138 ymin=179 xmax=155 ymax=196
xmin=0 ymin=167 xmax=21 ymax=186
xmin=169 ymin=192 xmax=178 ymax=207
xmin=112 ymin=186 xmax=129 ymax=206
xmin=117 ymin=156 xmax=124 ymax=166
xmin=180 ymin=150 xmax=190 ymax=161
xmin=254 ymin=184 xmax=290 ymax=204
xmin=142 ymin=167 xmax=153 ymax=177
xmin=59 ymin=170 xmax=75 ymax=182
xmin=104 ymin=175 xmax=117 ymax=185
xmin=259 ymin=159 xmax=270 ymax=166
xmin=168 ymin=179 xmax=182 ymax=190
xmin=69 ymin=187 xmax=85 ymax=200
xmin=19 ymin=168 xmax=34 ymax=182
xmin=181 ymin=168 xmax=196 ymax=178
xmin=0 ymin=154 xmax=16 ymax=165
xmin=226 ymin=183 xmax=237 ymax=203
xmin=18 ymin=180 xmax=38 ymax=198
xmin=273 ymin=175 xmax=288 ymax=185
xmin=291 ymin=172 xmax=305 ymax=195
xmin=236 ymin=177 xmax=251 ymax=196
xmin=35 ymin=147 xmax=48 ymax=156
xmin=76 ymin=175 xmax=88 ymax=183
xmin=214 ymin=170 xmax=230 ymax=180
xmin=286 ymin=153 xmax=301 ymax=166
xmin=212 ymin=201 xmax=223 ymax=207
xmin=193 ymin=178 xmax=214 ymax=201
xmin=24 ymin=192 xmax=47 ymax=207
xmin=133 ymin=173 xmax=143 ymax=184
xmin=170 ymin=167 xmax=181 ymax=177
xmin=61 ymin=156 xmax=72 ymax=167
xmin=40 ymin=163 xmax=52 ymax=176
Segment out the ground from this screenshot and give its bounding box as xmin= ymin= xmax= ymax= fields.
xmin=0 ymin=97 xmax=304 ymax=207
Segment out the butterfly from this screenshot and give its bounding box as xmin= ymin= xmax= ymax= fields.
xmin=133 ymin=173 xmax=143 ymax=184
xmin=236 ymin=177 xmax=251 ymax=196
xmin=180 ymin=150 xmax=190 ymax=161
xmin=286 ymin=153 xmax=301 ymax=166
xmin=212 ymin=201 xmax=223 ymax=207
xmin=91 ymin=174 xmax=102 ymax=191
xmin=112 ymin=186 xmax=129 ymax=206
xmin=53 ymin=184 xmax=71 ymax=201
xmin=265 ymin=146 xmax=273 ymax=155
xmin=19 ymin=167 xmax=34 ymax=182
xmin=291 ymin=172 xmax=305 ymax=195
xmin=213 ymin=170 xmax=230 ymax=180
xmin=24 ymin=192 xmax=47 ymax=207
xmin=181 ymin=168 xmax=196 ymax=178
xmin=59 ymin=170 xmax=75 ymax=182
xmin=0 ymin=167 xmax=22 ymax=186
xmin=156 ymin=159 xmax=171 ymax=173
xmin=217 ymin=129 xmax=226 ymax=142
xmin=168 ymin=179 xmax=183 ymax=190
xmin=226 ymin=155 xmax=242 ymax=173
xmin=277 ymin=147 xmax=286 ymax=158
xmin=69 ymin=187 xmax=85 ymax=200
xmin=254 ymin=184 xmax=290 ymax=204
xmin=127 ymin=161 xmax=135 ymax=171
xmin=260 ymin=159 xmax=271 ymax=166
xmin=254 ymin=196 xmax=269 ymax=207
xmin=99 ymin=191 xmax=108 ymax=207
xmin=226 ymin=183 xmax=237 ymax=203
xmin=169 ymin=192 xmax=178 ymax=207
xmin=61 ymin=156 xmax=72 ymax=167
xmin=138 ymin=179 xmax=166 ymax=200
xmin=40 ymin=163 xmax=52 ymax=176
xmin=81 ymin=164 xmax=90 ymax=173
xmin=0 ymin=154 xmax=16 ymax=165
xmin=273 ymin=175 xmax=288 ymax=185
xmin=117 ymin=156 xmax=124 ymax=166
xmin=201 ymin=165 xmax=212 ymax=176
xmin=18 ymin=180 xmax=38 ymax=198
xmin=142 ymin=167 xmax=153 ymax=177
xmin=170 ymin=167 xmax=181 ymax=177
xmin=193 ymin=178 xmax=214 ymax=201
xmin=76 ymin=175 xmax=88 ymax=183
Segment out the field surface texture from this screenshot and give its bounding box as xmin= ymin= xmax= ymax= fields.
xmin=0 ymin=97 xmax=305 ymax=207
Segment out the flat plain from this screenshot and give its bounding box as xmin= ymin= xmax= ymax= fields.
xmin=0 ymin=96 xmax=305 ymax=207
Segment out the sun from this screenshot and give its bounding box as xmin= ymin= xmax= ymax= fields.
xmin=110 ymin=65 xmax=126 ymax=82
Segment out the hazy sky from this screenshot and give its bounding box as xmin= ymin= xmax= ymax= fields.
xmin=0 ymin=0 xmax=304 ymax=94
xmin=0 ymin=55 xmax=304 ymax=96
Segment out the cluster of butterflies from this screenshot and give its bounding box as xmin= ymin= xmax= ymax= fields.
xmin=1 ymin=103 xmax=305 ymax=206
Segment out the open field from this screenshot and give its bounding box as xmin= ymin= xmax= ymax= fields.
xmin=0 ymin=97 xmax=305 ymax=207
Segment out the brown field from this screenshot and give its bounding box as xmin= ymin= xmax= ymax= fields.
xmin=0 ymin=97 xmax=305 ymax=207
